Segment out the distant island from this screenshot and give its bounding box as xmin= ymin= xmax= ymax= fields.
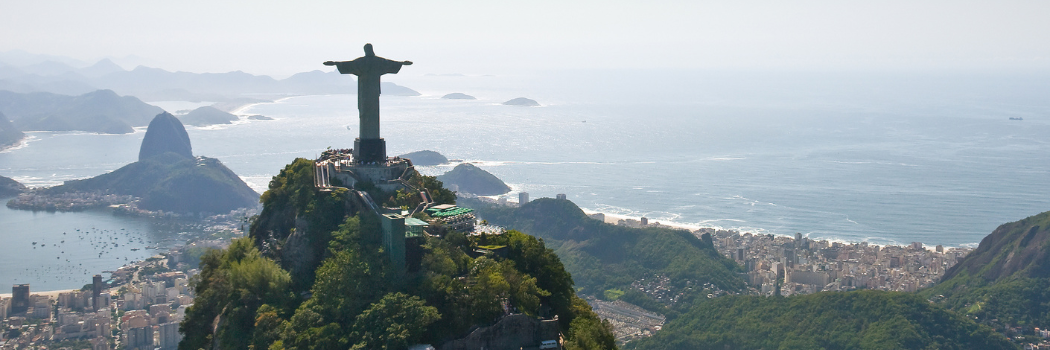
xmin=437 ymin=163 xmax=511 ymax=196
xmin=7 ymin=112 xmax=258 ymax=213
xmin=0 ymin=111 xmax=24 ymax=149
xmin=177 ymin=106 xmax=238 ymax=126
xmin=0 ymin=89 xmax=162 ymax=134
xmin=399 ymin=149 xmax=449 ymax=165
xmin=247 ymin=114 xmax=273 ymax=120
xmin=503 ymin=97 xmax=540 ymax=106
xmin=0 ymin=175 xmax=25 ymax=197
xmin=442 ymin=93 xmax=476 ymax=100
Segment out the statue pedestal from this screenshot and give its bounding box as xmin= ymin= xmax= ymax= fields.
xmin=354 ymin=138 xmax=386 ymax=163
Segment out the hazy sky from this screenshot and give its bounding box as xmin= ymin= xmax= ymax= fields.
xmin=2 ymin=0 xmax=1049 ymax=77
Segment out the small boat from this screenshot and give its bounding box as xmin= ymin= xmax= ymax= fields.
xmin=1009 ymin=117 xmax=1023 ymax=121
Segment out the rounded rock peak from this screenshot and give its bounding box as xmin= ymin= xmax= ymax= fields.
xmin=139 ymin=112 xmax=193 ymax=162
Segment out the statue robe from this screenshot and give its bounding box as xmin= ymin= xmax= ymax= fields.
xmin=331 ymin=56 xmax=407 ymax=140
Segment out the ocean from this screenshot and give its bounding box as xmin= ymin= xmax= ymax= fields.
xmin=1 ymin=69 xmax=1048 ymax=289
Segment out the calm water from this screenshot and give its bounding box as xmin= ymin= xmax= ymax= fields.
xmin=0 ymin=200 xmax=202 ymax=291
xmin=1 ymin=70 xmax=1049 ymax=290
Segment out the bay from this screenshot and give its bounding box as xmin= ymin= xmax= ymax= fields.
xmin=1 ymin=70 xmax=1048 ymax=291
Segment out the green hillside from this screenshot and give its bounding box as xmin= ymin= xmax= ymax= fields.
xmin=923 ymin=211 xmax=1050 ymax=327
xmin=459 ymin=197 xmax=746 ymax=313
xmin=185 ymin=158 xmax=617 ymax=350
xmin=437 ymin=163 xmax=511 ymax=196
xmin=46 ymin=152 xmax=258 ymax=213
xmin=626 ymin=290 xmax=1014 ymax=350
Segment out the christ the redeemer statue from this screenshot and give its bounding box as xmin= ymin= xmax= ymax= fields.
xmin=324 ymin=43 xmax=412 ymax=163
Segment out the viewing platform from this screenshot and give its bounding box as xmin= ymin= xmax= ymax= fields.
xmin=314 ymin=148 xmax=414 ymax=192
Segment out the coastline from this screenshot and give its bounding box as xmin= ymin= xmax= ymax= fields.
xmin=0 ymin=134 xmax=30 ymax=153
xmin=0 ymin=288 xmax=77 ymax=299
xmin=475 ymin=186 xmax=979 ymax=250
xmin=227 ymin=96 xmax=301 ymax=115
xmin=577 ymin=207 xmax=974 ymax=251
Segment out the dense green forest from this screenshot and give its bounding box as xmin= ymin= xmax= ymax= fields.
xmin=625 ymin=290 xmax=1014 ymax=350
xmin=181 ymin=158 xmax=616 ymax=350
xmin=460 ymin=197 xmax=745 ymax=315
xmin=922 ymin=210 xmax=1050 ymax=329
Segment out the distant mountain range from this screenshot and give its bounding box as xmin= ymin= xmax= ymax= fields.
xmin=0 ymin=51 xmax=422 ymax=133
xmin=0 ymin=52 xmax=419 ymax=102
xmin=0 ymin=89 xmax=163 ymax=134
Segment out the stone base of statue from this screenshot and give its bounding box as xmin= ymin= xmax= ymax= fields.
xmin=354 ymin=138 xmax=387 ymax=164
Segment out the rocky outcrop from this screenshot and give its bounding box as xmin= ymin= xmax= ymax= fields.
xmin=440 ymin=314 xmax=560 ymax=350
xmin=139 ymin=112 xmax=192 ymax=161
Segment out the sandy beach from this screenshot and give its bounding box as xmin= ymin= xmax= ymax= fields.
xmin=0 ymin=288 xmax=77 ymax=299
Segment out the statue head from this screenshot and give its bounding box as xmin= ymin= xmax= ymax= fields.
xmin=364 ymin=43 xmax=375 ymax=57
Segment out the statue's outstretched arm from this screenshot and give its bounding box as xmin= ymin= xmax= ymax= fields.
xmin=323 ymin=61 xmax=338 ymax=66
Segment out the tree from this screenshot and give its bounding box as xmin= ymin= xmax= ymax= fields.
xmin=179 ymin=238 xmax=294 ymax=350
xmin=349 ymin=293 xmax=441 ymax=350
